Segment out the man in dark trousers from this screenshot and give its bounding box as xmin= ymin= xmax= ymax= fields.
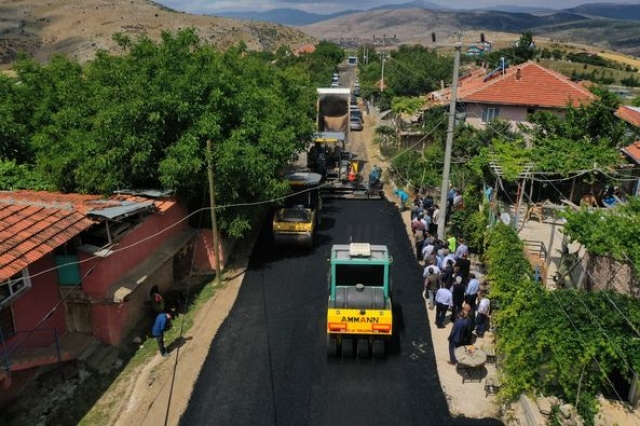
xmin=448 ymin=311 xmax=467 ymax=365
xmin=152 ymin=312 xmax=172 ymax=357
xmin=450 ymin=275 xmax=466 ymax=322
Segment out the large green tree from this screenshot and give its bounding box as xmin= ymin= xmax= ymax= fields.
xmin=0 ymin=29 xmax=319 ymax=236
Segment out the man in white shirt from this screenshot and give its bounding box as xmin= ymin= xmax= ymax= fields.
xmin=455 ymin=237 xmax=469 ymax=259
xmin=464 ymin=274 xmax=480 ymax=310
xmin=434 ymin=285 xmax=453 ymax=328
xmin=475 ymin=290 xmax=491 ymax=337
xmin=421 ymin=243 xmax=435 ymax=263
xmin=422 ymin=262 xmax=440 ymax=277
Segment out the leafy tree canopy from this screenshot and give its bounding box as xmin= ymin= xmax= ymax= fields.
xmin=0 ymin=29 xmax=325 ymax=237
xmin=562 ymin=196 xmax=640 ymax=275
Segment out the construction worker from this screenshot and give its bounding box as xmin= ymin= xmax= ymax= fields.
xmin=347 ymin=162 xmax=357 ymax=182
xmin=393 ymin=189 xmax=409 ymax=211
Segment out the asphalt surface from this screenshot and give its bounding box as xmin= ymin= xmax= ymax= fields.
xmin=181 ymin=199 xmax=503 ymax=426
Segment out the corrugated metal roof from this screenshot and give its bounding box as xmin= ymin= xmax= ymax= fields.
xmin=113 ymin=189 xmax=174 ymax=198
xmin=87 ymin=200 xmax=155 ymax=220
xmin=0 ymin=191 xmax=177 ymax=282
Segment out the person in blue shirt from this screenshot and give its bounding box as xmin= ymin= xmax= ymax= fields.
xmin=393 ymin=188 xmax=409 ymax=211
xmin=464 ymin=274 xmax=480 ymax=311
xmin=152 ymin=312 xmax=172 ymax=357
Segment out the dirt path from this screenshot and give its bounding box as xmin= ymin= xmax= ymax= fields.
xmin=362 ymin=107 xmax=501 ymax=420
xmin=102 ymin=246 xmax=255 ymax=425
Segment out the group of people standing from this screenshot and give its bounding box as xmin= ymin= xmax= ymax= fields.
xmin=412 ymin=223 xmax=492 ymax=366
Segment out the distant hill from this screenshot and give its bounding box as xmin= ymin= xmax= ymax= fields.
xmin=369 ymin=1 xmax=446 ymax=12
xmin=482 ymin=5 xmax=557 ymax=14
xmin=215 ymin=1 xmax=446 ymax=26
xmin=300 ymin=7 xmax=640 ymax=56
xmin=215 ymin=8 xmax=354 ymax=26
xmin=0 ymin=0 xmax=314 ymax=66
xmin=563 ymin=3 xmax=640 ymax=21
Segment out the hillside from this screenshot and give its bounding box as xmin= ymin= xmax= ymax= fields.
xmin=301 ymin=8 xmax=640 ymax=56
xmin=563 ymin=3 xmax=640 ymax=21
xmin=0 ymin=0 xmax=314 ymax=66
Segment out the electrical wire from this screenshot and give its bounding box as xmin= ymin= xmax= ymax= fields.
xmin=163 ymin=185 xmax=208 ymax=426
xmin=526 ymin=174 xmax=640 ymax=341
xmin=547 ymin=288 xmax=628 ymax=404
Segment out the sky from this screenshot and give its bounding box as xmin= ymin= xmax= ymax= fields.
xmin=155 ymin=0 xmax=637 ymax=15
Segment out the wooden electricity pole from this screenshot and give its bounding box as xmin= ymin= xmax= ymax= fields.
xmin=206 ymin=139 xmax=223 ymax=287
xmin=437 ymin=42 xmax=462 ymax=241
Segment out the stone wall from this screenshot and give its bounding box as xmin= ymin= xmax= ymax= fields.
xmin=581 ymin=253 xmax=640 ymax=297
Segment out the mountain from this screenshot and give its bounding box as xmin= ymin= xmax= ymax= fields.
xmin=368 ymin=1 xmax=446 ymax=12
xmin=300 ymin=8 xmax=640 ymax=56
xmin=214 ymin=8 xmax=355 ymax=26
xmin=482 ymin=5 xmax=557 ymax=14
xmin=0 ymin=0 xmax=314 ymax=65
xmin=563 ymin=3 xmax=640 ymax=21
xmin=215 ymin=1 xmax=447 ymax=26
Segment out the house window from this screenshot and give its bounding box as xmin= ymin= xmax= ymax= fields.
xmin=0 ymin=269 xmax=32 ymax=309
xmin=0 ymin=305 xmax=15 ymax=338
xmin=481 ymin=107 xmax=500 ymax=123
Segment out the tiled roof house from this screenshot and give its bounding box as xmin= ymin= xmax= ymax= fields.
xmin=0 ymin=190 xmax=196 ymax=389
xmin=618 ymin=107 xmax=640 ymax=187
xmin=425 ymin=61 xmax=596 ymax=129
xmin=617 ymin=106 xmax=640 ymax=162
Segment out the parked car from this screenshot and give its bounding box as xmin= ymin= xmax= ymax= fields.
xmin=349 ymin=111 xmax=362 ymax=130
xmin=350 ymin=115 xmax=363 ymax=131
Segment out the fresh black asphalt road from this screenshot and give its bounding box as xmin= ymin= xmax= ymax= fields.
xmin=181 ymin=199 xmax=503 ymax=426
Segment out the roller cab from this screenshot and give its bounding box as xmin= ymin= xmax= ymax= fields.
xmin=272 ymin=172 xmax=322 ymax=249
xmin=326 ymin=243 xmax=393 ymax=358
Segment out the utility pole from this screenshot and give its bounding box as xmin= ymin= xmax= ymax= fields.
xmin=437 ymin=42 xmax=462 ymax=241
xmin=206 ymin=139 xmax=223 ymax=287
xmin=378 ymin=51 xmax=385 ymax=91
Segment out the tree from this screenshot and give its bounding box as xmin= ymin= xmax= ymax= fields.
xmin=0 ymin=29 xmax=318 ymax=237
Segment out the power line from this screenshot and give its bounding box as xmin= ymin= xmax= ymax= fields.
xmin=163 ymin=186 xmax=208 ymax=425
xmin=548 ymin=288 xmax=628 ymax=404
xmin=525 ymin=174 xmax=640 ymax=341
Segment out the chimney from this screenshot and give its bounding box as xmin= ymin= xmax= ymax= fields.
xmin=516 ymin=68 xmax=522 ymax=81
xmin=440 ymin=80 xmax=444 ymax=90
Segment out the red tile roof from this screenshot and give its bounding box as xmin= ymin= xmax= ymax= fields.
xmin=615 ymin=106 xmax=640 ymax=128
xmin=426 ymin=62 xmax=596 ymax=109
xmin=0 ymin=192 xmax=101 ymax=282
xmin=622 ymin=141 xmax=640 ymax=165
xmin=295 ymin=44 xmax=315 ymax=56
xmin=0 ymin=191 xmax=176 ymax=282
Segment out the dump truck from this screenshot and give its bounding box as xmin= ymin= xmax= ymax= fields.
xmin=309 ymin=88 xmax=381 ymax=199
xmin=272 ymin=172 xmax=322 ymax=248
xmin=326 ymin=243 xmax=393 ymax=358
xmin=317 ymin=87 xmax=350 ymax=136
